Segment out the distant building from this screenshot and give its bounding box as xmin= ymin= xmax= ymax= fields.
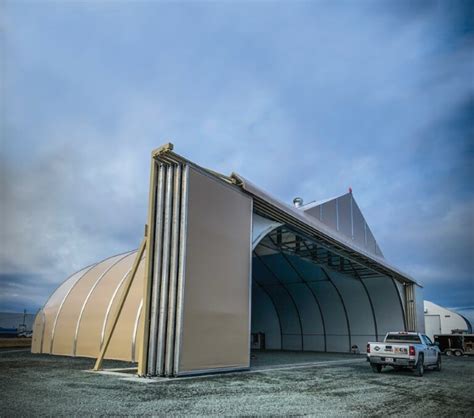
xmin=424 ymin=301 xmax=472 ymax=340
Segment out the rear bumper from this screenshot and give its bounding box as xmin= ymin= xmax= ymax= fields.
xmin=367 ymin=356 xmax=416 ymax=367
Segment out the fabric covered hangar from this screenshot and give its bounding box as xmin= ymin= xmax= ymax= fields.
xmin=31 ymin=144 xmax=424 ymax=377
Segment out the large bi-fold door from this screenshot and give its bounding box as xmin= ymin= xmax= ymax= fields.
xmin=140 ymin=162 xmax=253 ymax=377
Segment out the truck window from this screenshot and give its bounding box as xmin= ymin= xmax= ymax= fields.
xmin=385 ymin=334 xmax=421 ymax=343
xmin=422 ymin=335 xmax=433 ymax=345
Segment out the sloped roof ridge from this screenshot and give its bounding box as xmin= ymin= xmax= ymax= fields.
xmin=300 ymin=192 xmax=350 ymax=211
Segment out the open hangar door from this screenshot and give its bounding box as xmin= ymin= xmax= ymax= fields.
xmin=31 ymin=145 xmax=423 ymax=378
xmin=250 ymin=215 xmax=407 ymax=354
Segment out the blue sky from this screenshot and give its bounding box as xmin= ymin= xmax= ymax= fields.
xmin=1 ymin=1 xmax=473 ymax=323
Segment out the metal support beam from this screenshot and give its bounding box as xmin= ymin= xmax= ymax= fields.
xmin=93 ymin=237 xmax=147 ymax=371
xmin=164 ymin=165 xmax=182 ymax=376
xmin=391 ymin=277 xmax=407 ymax=332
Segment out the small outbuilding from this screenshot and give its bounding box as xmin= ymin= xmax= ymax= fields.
xmin=424 ymin=300 xmax=472 ymax=340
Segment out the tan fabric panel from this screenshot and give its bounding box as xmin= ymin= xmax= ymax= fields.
xmin=106 ymin=260 xmax=146 ymax=361
xmin=133 ymin=305 xmax=144 ymax=363
xmin=178 ymin=168 xmax=252 ymax=374
xmin=51 ymin=255 xmax=124 ymax=356
xmin=75 ymin=252 xmax=136 ymax=358
xmin=31 ymin=310 xmax=44 ymax=353
xmin=38 ymin=265 xmax=95 ymax=354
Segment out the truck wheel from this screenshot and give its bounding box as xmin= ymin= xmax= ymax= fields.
xmin=445 ymin=350 xmax=452 ymax=356
xmin=454 ymin=350 xmax=463 ymax=357
xmin=371 ymin=364 xmax=382 ymax=373
xmin=414 ymin=355 xmax=424 ymax=377
xmin=434 ymin=355 xmax=441 ymax=371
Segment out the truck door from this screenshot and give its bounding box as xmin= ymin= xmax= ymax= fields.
xmin=422 ymin=335 xmax=436 ymax=363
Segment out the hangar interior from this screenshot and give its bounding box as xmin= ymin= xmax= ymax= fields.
xmin=251 ymin=225 xmax=406 ymax=354
xmin=32 ymin=144 xmax=424 ymax=378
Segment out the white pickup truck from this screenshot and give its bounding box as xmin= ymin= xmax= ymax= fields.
xmin=367 ymin=332 xmax=441 ymax=377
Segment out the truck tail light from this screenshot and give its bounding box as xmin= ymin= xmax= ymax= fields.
xmin=409 ymin=345 xmax=415 ymax=356
xmin=367 ymin=344 xmax=370 ymax=353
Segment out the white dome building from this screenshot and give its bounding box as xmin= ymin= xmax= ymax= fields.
xmin=424 ymin=300 xmax=472 ymax=340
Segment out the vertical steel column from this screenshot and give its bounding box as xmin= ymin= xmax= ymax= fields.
xmin=156 ymin=165 xmax=174 ymax=376
xmin=165 ymin=165 xmax=182 ymax=376
xmin=146 ymin=164 xmax=166 ymax=375
xmin=405 ymin=283 xmax=416 ymax=331
xmin=390 ymin=277 xmax=407 ymax=332
xmin=173 ymin=165 xmax=190 ymax=376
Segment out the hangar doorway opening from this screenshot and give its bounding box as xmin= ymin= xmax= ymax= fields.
xmin=31 ymin=146 xmax=423 ymax=379
xmin=250 ymin=221 xmax=407 ymax=356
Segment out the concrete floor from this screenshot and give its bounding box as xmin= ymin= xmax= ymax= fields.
xmin=1 ymin=349 xmax=473 ymax=416
xmin=250 ymin=350 xmax=364 ymax=368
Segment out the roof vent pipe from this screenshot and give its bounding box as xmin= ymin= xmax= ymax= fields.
xmin=293 ymin=197 xmax=303 ymax=208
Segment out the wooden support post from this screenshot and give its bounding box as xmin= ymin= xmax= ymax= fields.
xmin=93 ymin=237 xmax=147 ymax=371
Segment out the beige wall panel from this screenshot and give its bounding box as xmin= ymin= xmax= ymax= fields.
xmin=133 ymin=306 xmax=144 ymax=362
xmin=52 ymin=255 xmax=124 ymax=356
xmin=31 ymin=310 xmax=44 ymax=353
xmin=178 ymin=168 xmax=252 ymax=374
xmin=75 ymin=252 xmax=136 ymax=357
xmin=106 ymin=260 xmax=146 ymax=361
xmin=39 ymin=266 xmax=94 ymax=354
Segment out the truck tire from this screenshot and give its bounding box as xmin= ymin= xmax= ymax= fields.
xmin=371 ymin=364 xmax=382 ymax=373
xmin=434 ymin=355 xmax=441 ymax=371
xmin=445 ymin=350 xmax=452 ymax=356
xmin=453 ymin=350 xmax=463 ymax=357
xmin=414 ymin=354 xmax=424 ymax=377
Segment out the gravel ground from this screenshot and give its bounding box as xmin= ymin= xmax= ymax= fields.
xmin=0 ymin=349 xmax=472 ymax=416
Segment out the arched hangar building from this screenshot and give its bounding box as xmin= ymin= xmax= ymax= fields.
xmin=32 ymin=145 xmax=424 ymax=377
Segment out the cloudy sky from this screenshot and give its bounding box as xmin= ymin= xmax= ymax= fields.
xmin=1 ymin=0 xmax=473 ymax=323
